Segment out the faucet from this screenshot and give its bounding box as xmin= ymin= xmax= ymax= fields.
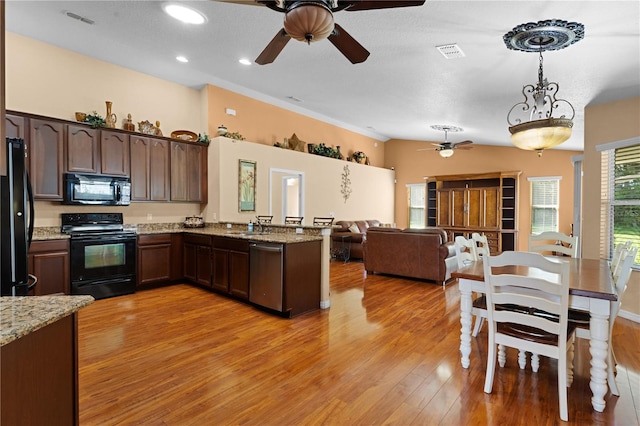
xmin=254 ymin=217 xmax=264 ymax=233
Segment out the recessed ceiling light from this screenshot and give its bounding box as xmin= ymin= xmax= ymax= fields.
xmin=238 ymin=58 xmax=252 ymax=66
xmin=163 ymin=3 xmax=207 ymax=25
xmin=176 ymin=56 xmax=188 ymax=63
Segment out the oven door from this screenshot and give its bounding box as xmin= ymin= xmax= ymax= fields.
xmin=69 ymin=233 xmax=137 ymax=283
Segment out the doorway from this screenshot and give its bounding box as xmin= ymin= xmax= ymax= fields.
xmin=269 ymin=168 xmax=304 ymax=224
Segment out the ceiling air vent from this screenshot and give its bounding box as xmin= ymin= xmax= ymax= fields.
xmin=436 ymin=44 xmax=465 ymax=59
xmin=65 ymin=11 xmax=95 ymax=25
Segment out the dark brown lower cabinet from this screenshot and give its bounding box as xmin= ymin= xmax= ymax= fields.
xmin=183 ymin=234 xmax=212 ymax=287
xmin=138 ymin=234 xmax=172 ymax=285
xmin=28 ymin=239 xmax=70 ymax=295
xmin=1 ymin=314 xmax=79 ymax=425
xmin=283 ymin=241 xmax=321 ymax=317
xmin=212 ymin=237 xmax=250 ymax=300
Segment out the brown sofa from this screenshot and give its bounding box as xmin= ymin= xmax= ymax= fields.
xmin=331 ymin=220 xmax=381 ymax=259
xmin=362 ymin=227 xmax=457 ymax=285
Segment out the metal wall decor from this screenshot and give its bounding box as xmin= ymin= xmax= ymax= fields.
xmin=340 ymin=164 xmax=352 ymax=203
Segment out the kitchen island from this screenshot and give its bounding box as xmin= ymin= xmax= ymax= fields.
xmin=1 ymin=295 xmax=94 ymax=425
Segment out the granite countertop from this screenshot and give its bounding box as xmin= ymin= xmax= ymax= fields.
xmin=1 ymin=295 xmax=94 ymax=346
xmin=180 ymin=227 xmax=323 ymax=244
xmin=32 ymin=222 xmax=327 ymax=243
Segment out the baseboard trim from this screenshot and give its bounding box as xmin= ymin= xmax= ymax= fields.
xmin=619 ymin=309 xmax=640 ymax=324
xmin=320 ymin=300 xmax=331 ymax=309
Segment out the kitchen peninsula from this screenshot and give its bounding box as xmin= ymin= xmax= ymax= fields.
xmin=137 ymin=222 xmax=327 ymax=317
xmin=31 ymin=221 xmax=329 ymax=317
xmin=1 ymin=295 xmax=94 ymax=425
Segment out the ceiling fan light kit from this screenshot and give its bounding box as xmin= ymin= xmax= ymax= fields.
xmin=246 ymin=0 xmax=425 ymax=64
xmin=418 ymin=125 xmax=473 ymax=158
xmin=504 ymin=19 xmax=584 ymax=156
xmin=439 ymin=148 xmax=455 ymax=158
xmin=284 ymin=2 xmax=335 ymax=43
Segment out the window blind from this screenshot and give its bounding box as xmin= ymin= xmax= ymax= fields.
xmin=600 ymin=143 xmax=640 ymax=265
xmin=407 ymin=183 xmax=426 ymax=228
xmin=529 ymin=177 xmax=560 ymax=233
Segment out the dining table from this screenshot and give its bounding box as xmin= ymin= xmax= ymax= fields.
xmin=452 ymin=257 xmax=617 ymax=413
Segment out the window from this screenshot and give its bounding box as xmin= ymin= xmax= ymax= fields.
xmin=529 ymin=177 xmax=560 ymax=234
xmin=407 ymin=183 xmax=426 ymax=228
xmin=600 ymin=142 xmax=640 ymax=266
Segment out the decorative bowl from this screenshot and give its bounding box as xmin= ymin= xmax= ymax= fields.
xmin=171 ymin=130 xmax=198 ymax=141
xmin=183 ymin=216 xmax=205 ymax=228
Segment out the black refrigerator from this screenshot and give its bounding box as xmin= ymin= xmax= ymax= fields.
xmin=1 ymin=137 xmax=35 ymax=296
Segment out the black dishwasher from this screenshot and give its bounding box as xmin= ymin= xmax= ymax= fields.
xmin=249 ymin=243 xmax=284 ymax=311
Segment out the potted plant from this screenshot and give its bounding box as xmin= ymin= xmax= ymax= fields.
xmin=84 ymin=111 xmax=106 ymax=128
xmin=352 ymin=151 xmax=367 ymax=164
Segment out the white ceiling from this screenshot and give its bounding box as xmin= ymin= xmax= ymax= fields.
xmin=5 ymin=1 xmax=640 ymax=151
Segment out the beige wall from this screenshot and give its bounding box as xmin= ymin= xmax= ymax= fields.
xmin=205 ymin=85 xmax=383 ymax=166
xmin=204 ymin=137 xmax=395 ymax=225
xmin=384 ymin=141 xmax=581 ymax=251
xmin=5 ymin=32 xmax=207 ymax=135
xmin=584 ymin=96 xmax=640 ymax=318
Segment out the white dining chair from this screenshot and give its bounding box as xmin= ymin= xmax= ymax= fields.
xmin=569 ymin=246 xmax=637 ymax=396
xmin=529 ymin=231 xmax=578 ymax=257
xmin=526 ymin=231 xmax=578 ymax=371
xmin=468 ymin=233 xmax=490 ymax=337
xmin=482 ymin=250 xmax=575 ymax=422
xmin=471 ymin=232 xmax=489 ymax=257
xmin=454 ymin=235 xmax=477 ymax=269
xmin=611 ymin=241 xmax=633 ymax=282
xmin=610 ymin=241 xmax=631 ymax=275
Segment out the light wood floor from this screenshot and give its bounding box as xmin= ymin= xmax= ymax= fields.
xmin=77 ymin=260 xmax=640 ymax=425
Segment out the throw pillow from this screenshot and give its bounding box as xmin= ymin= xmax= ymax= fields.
xmin=348 ymin=223 xmax=360 ymax=233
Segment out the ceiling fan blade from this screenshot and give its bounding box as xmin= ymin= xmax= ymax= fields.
xmin=343 ymin=0 xmax=426 ymax=11
xmin=255 ymin=29 xmax=291 ymax=65
xmin=328 ymin=24 xmax=370 ymax=64
xmin=417 ymin=148 xmax=438 ymax=152
xmin=215 ymin=0 xmax=265 ymax=6
xmin=431 ymin=143 xmax=443 ymax=147
xmin=453 ymin=140 xmax=473 ymax=147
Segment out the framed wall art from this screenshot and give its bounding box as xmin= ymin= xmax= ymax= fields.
xmin=239 ymin=159 xmax=256 ymax=212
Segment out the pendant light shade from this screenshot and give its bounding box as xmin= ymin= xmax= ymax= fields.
xmin=284 ymin=3 xmax=335 ymax=43
xmin=509 ymin=117 xmax=573 ymax=155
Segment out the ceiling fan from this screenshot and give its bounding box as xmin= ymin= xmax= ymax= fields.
xmin=218 ymin=0 xmax=426 ymax=65
xmin=418 ymin=125 xmax=473 ymax=158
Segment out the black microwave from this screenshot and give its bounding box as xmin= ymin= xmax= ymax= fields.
xmin=63 ymin=173 xmax=131 ymax=206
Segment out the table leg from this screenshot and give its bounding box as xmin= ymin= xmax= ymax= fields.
xmin=459 ymin=280 xmax=473 ymax=369
xmin=589 ymin=299 xmax=610 ymax=412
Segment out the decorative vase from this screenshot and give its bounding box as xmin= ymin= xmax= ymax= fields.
xmin=105 ymin=101 xmax=117 ymax=128
xmin=307 ymin=143 xmax=316 ymax=154
xmin=336 ymin=146 xmax=344 ymax=160
xmin=217 ymin=125 xmax=227 ymax=136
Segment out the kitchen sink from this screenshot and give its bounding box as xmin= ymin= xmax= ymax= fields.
xmin=226 ymin=231 xmax=269 ymax=236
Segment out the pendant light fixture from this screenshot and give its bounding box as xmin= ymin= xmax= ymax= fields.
xmin=504 ymin=19 xmax=584 ymax=156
